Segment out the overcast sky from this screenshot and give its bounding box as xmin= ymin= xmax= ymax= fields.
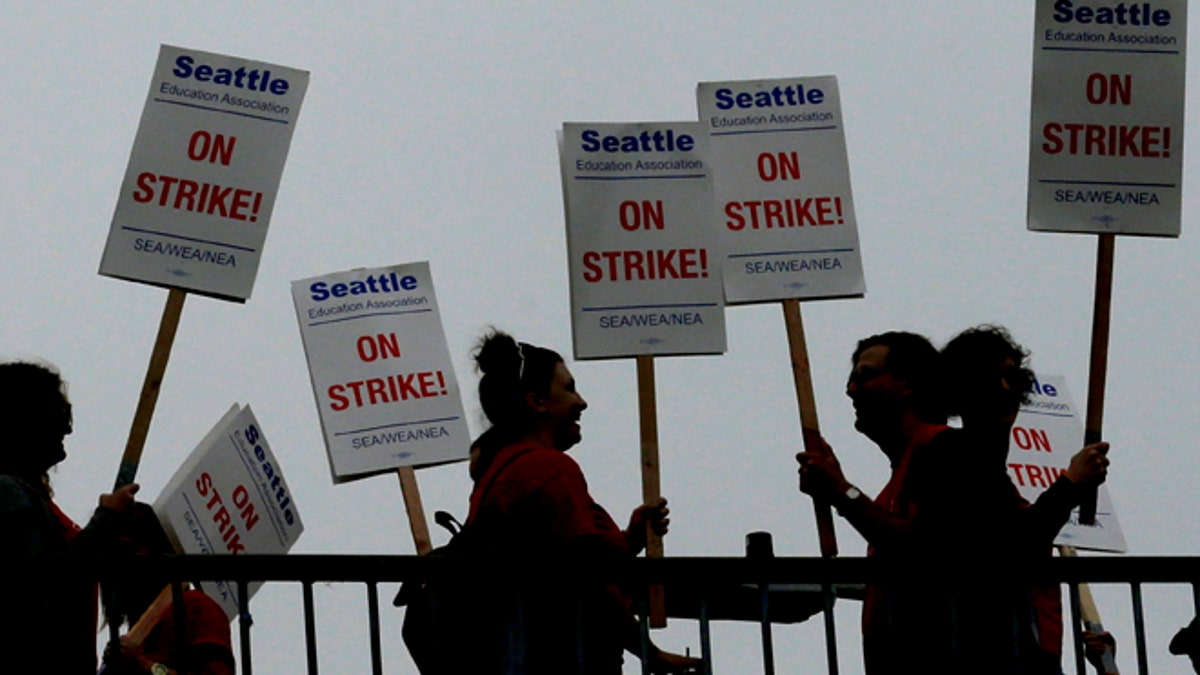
xmin=3 ymin=2 xmax=1198 ymax=672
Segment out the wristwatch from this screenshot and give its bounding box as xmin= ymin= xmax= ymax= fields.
xmin=836 ymin=485 xmax=863 ymax=512
xmin=150 ymin=663 xmax=169 ymax=675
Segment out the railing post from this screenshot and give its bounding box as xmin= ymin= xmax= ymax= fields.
xmin=303 ymin=580 xmax=319 ymax=674
xmin=1132 ymin=582 xmax=1148 ymax=675
xmin=367 ymin=581 xmax=383 ymax=675
xmin=237 ymin=579 xmax=253 ymax=675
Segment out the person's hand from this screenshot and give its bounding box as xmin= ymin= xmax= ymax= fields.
xmin=627 ymin=498 xmax=669 ymax=555
xmin=102 ymin=635 xmax=147 ymax=671
xmin=99 ymin=483 xmax=140 ymax=513
xmin=648 ymin=648 xmax=702 ymax=674
xmin=796 ymin=431 xmax=849 ymax=502
xmin=1066 ymin=443 xmax=1110 ymax=485
xmin=1082 ymin=629 xmax=1118 ymax=674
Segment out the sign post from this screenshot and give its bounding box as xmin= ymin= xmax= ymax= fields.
xmin=102 ymin=45 xmax=308 ymax=487
xmin=292 ymin=262 xmax=469 ymax=552
xmin=1028 ymin=0 xmax=1187 ymax=522
xmin=561 ymin=121 xmax=726 ymax=626
xmin=1007 ymin=375 xmax=1127 ymax=675
xmin=699 ymin=75 xmax=865 ymax=672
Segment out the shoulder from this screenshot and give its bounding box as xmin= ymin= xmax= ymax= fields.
xmin=0 ymin=475 xmax=42 ymax=513
xmin=497 ymin=444 xmax=584 ymax=485
xmin=182 ymin=589 xmax=233 ymax=645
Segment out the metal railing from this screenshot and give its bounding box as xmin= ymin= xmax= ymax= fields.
xmin=37 ymin=554 xmax=1200 ymax=674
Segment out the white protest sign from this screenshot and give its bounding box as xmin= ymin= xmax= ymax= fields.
xmin=292 ymin=262 xmax=469 ymax=480
xmin=154 ymin=404 xmax=303 ymax=619
xmin=698 ymin=77 xmax=865 ymax=304
xmin=1028 ymin=0 xmax=1187 ymax=236
xmin=1007 ymin=375 xmax=1126 ymax=552
xmin=560 ymin=122 xmax=726 ymax=360
xmin=101 ymin=44 xmax=309 ymax=301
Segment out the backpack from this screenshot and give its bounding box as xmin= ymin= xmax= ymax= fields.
xmin=395 ymin=448 xmax=532 ymax=674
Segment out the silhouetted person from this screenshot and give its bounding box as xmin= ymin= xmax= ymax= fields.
xmin=797 ymin=331 xmax=950 ymax=674
xmin=912 ymin=325 xmax=1110 ymax=673
xmin=0 ymin=360 xmax=138 ymax=671
xmin=452 ymin=330 xmax=698 ymax=674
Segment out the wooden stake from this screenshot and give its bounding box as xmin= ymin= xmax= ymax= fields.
xmin=124 ymin=586 xmax=177 ymax=647
xmin=114 ymin=288 xmax=187 ymax=489
xmin=397 ymin=467 xmax=433 ymax=555
xmin=1081 ymin=234 xmax=1115 ymax=524
xmin=636 ymin=355 xmax=667 ymax=628
xmin=1060 ymin=545 xmax=1118 ymax=673
xmin=782 ymin=299 xmax=838 ymax=558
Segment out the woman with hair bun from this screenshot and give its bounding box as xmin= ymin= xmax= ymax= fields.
xmin=463 ymin=330 xmax=698 ymax=674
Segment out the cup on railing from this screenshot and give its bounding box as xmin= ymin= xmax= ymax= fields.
xmin=745 ymin=531 xmax=774 ymax=559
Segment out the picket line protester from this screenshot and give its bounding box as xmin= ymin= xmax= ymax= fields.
xmin=698 ymin=76 xmax=865 ymax=304
xmin=1007 ymin=375 xmax=1126 ymax=552
xmin=560 ymin=122 xmax=727 ymax=359
xmin=101 ymin=45 xmax=310 ymax=300
xmin=292 ymin=262 xmax=469 ymax=480
xmin=1027 ymin=0 xmax=1188 ymax=236
xmin=153 ymin=404 xmax=304 ymax=619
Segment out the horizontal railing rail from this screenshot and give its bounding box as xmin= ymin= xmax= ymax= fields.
xmin=29 ymin=555 xmax=1200 ymax=674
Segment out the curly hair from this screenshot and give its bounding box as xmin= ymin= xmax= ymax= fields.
xmin=941 ymin=325 xmax=1035 ymax=417
xmin=0 ymin=361 xmax=71 ymax=473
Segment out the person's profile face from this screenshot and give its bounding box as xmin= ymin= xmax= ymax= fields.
xmin=540 ymin=362 xmax=588 ymax=451
xmin=846 ymin=345 xmax=905 ymax=438
xmin=21 ymin=392 xmax=71 ymax=473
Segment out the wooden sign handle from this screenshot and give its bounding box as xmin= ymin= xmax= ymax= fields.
xmin=397 ymin=467 xmax=433 ymax=555
xmin=1059 ymin=546 xmax=1118 ymax=673
xmin=114 ymin=288 xmax=187 ymax=489
xmin=782 ymin=299 xmax=838 ymax=558
xmin=1081 ymin=234 xmax=1115 ymax=524
xmin=636 ymin=355 xmax=667 ymax=628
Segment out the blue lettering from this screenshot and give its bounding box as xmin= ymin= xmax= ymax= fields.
xmin=711 ymin=84 xmax=825 ymax=110
xmin=309 ymin=273 xmax=419 ymax=302
xmin=1052 ymin=1 xmax=1171 ymax=26
xmin=579 ymin=129 xmax=695 ymax=153
xmin=172 ymin=55 xmax=195 ymax=78
xmin=581 ymin=129 xmax=601 ymax=152
xmin=1032 ymin=379 xmax=1058 ymax=397
xmin=171 ymin=54 xmax=291 ymax=95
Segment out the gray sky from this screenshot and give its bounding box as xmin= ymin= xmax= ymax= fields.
xmin=2 ymin=2 xmax=1198 ymax=672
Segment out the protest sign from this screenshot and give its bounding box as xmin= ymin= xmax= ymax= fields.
xmin=1028 ymin=0 xmax=1187 ymax=236
xmin=101 ymin=44 xmax=309 ymax=300
xmin=154 ymin=404 xmax=303 ymax=619
xmin=292 ymin=262 xmax=469 ymax=481
xmin=698 ymin=76 xmax=865 ymax=303
xmin=1007 ymin=375 xmax=1126 ymax=552
xmin=560 ymin=122 xmax=726 ymax=360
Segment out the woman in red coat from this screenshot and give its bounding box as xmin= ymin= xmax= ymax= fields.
xmin=463 ymin=330 xmax=698 ymax=674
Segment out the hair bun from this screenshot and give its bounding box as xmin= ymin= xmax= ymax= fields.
xmin=474 ymin=329 xmax=521 ymax=377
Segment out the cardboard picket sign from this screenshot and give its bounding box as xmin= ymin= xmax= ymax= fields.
xmin=292 ymin=262 xmax=469 ymax=481
xmin=101 ymin=44 xmax=310 ymax=301
xmin=153 ymin=404 xmax=303 ymax=620
xmin=698 ymin=76 xmax=865 ymax=304
xmin=1027 ymin=0 xmax=1187 ymax=236
xmin=1007 ymin=375 xmax=1126 ymax=552
xmin=560 ymin=122 xmax=727 ymax=360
